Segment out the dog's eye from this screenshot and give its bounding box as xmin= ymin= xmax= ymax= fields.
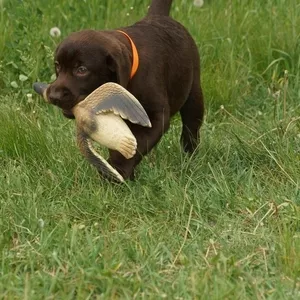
xmin=75 ymin=66 xmax=88 ymax=76
xmin=55 ymin=61 xmax=60 ymax=74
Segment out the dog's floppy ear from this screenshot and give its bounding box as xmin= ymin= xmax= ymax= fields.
xmin=106 ymin=43 xmax=131 ymax=88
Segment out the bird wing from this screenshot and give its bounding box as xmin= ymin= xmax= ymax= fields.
xmin=79 ymin=82 xmax=152 ymax=128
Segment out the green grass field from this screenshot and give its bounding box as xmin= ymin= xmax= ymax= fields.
xmin=1 ymin=0 xmax=300 ymax=298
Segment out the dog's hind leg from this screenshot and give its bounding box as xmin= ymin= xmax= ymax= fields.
xmin=179 ymin=78 xmax=204 ymax=153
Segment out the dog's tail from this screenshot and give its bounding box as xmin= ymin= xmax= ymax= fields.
xmin=147 ymin=0 xmax=173 ymax=16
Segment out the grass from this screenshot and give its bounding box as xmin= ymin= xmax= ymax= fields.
xmin=1 ymin=0 xmax=300 ymax=298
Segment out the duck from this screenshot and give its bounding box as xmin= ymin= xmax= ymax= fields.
xmin=33 ymin=82 xmax=152 ymax=183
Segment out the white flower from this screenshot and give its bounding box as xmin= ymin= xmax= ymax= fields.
xmin=78 ymin=224 xmax=85 ymax=230
xmin=19 ymin=74 xmax=28 ymax=82
xmin=11 ymin=81 xmax=18 ymax=88
xmin=38 ymin=218 xmax=45 ymax=228
xmin=26 ymin=93 xmax=33 ymax=103
xmin=194 ymin=0 xmax=204 ymax=7
xmin=50 ymin=27 xmax=61 ymax=37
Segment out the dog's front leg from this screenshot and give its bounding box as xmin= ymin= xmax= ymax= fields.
xmin=107 ymin=109 xmax=170 ymax=180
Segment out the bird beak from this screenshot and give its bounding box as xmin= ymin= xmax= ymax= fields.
xmin=33 ymin=82 xmax=50 ymax=102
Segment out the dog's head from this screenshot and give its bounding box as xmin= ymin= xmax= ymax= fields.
xmin=47 ymin=30 xmax=131 ymax=118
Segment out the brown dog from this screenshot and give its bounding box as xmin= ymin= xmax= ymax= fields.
xmin=46 ymin=0 xmax=204 ymax=180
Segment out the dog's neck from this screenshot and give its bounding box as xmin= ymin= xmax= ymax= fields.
xmin=116 ymin=30 xmax=139 ymax=79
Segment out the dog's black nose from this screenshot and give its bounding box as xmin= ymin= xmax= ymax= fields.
xmin=48 ymin=87 xmax=70 ymax=106
xmin=48 ymin=90 xmax=60 ymax=105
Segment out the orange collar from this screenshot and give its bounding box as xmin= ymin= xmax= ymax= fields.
xmin=117 ymin=30 xmax=139 ymax=79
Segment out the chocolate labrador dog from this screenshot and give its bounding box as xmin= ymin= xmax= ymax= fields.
xmin=46 ymin=0 xmax=204 ymax=180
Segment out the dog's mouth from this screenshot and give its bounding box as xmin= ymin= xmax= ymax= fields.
xmin=62 ymin=109 xmax=75 ymax=119
xmin=33 ymin=82 xmax=88 ymax=119
xmin=62 ymin=95 xmax=87 ymax=119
